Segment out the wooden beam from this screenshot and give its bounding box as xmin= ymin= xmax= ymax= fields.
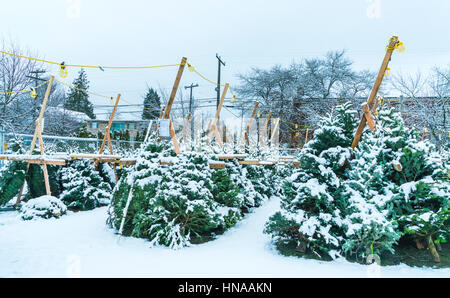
xmin=99 ymin=94 xmax=121 ymax=155
xmin=15 ymin=76 xmax=54 ymax=206
xmin=351 ymin=36 xmax=399 ymax=149
xmin=37 ymin=124 xmax=51 ymax=196
xmin=242 ymin=101 xmax=259 ymax=145
xmin=163 ymin=57 xmax=187 ymax=119
xmin=154 ymin=106 xmax=166 ymax=133
xmin=209 ymin=162 xmax=226 ymax=169
xmin=208 ymin=83 xmax=229 ymax=141
xmin=169 ymin=117 xmax=181 ymax=155
xmin=362 ymin=104 xmax=376 ymax=131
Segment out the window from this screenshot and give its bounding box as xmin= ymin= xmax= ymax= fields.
xmin=90 ymin=122 xmax=98 ymax=129
xmin=111 ymin=122 xmax=125 ymax=132
xmin=127 ymin=123 xmax=135 ymax=130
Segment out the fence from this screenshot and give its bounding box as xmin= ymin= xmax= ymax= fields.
xmin=0 ymin=132 xmax=142 ymax=167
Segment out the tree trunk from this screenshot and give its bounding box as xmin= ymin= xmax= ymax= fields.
xmin=414 ymin=238 xmax=426 ymax=250
xmin=426 ymin=235 xmax=440 ymax=263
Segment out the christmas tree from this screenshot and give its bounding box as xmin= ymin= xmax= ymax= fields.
xmin=142 ymin=87 xmax=161 ymax=120
xmin=63 ymin=68 xmax=95 ymax=119
xmin=58 ymin=159 xmax=112 ymax=211
xmin=0 ymin=139 xmax=27 ymax=206
xmin=350 ymin=107 xmax=449 ymax=262
xmin=264 ymin=102 xmax=401 ymax=261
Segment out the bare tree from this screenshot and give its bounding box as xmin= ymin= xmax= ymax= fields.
xmin=0 ymin=39 xmax=44 ymax=114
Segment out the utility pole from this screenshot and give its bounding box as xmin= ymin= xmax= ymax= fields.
xmin=26 ymin=69 xmax=46 ymax=120
xmin=215 ymin=53 xmax=226 ymax=109
xmin=184 ymin=83 xmax=199 ymax=141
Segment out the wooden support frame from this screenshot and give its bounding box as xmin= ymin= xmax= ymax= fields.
xmin=169 ymin=116 xmax=181 ymax=155
xmin=98 ymin=93 xmax=121 ymax=182
xmin=208 ymin=83 xmax=229 ymax=143
xmin=160 ymin=57 xmax=187 ymax=155
xmin=241 ymin=101 xmax=259 ymax=146
xmin=15 ymin=76 xmax=55 ymax=206
xmin=351 ymin=36 xmax=400 ymax=149
xmin=163 ymin=57 xmax=187 ymax=120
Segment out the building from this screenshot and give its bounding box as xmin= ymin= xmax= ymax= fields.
xmin=86 ymin=111 xmax=150 ymax=141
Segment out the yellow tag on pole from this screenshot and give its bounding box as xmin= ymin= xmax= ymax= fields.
xmin=384 ymin=68 xmax=391 ymax=78
xmin=231 ymin=96 xmax=237 ymax=103
xmin=30 ymin=88 xmax=37 ymax=99
xmin=59 ymin=63 xmax=68 ymax=78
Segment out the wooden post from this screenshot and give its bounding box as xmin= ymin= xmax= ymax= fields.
xmin=351 ymin=36 xmax=400 ymax=150
xmin=260 ymin=111 xmax=272 ymax=147
xmin=163 ymin=57 xmax=187 ymax=119
xmin=242 ymin=102 xmax=259 ymax=146
xmin=99 ymin=94 xmax=121 ymax=155
xmin=161 ymin=57 xmax=187 ymax=154
xmin=154 ymin=106 xmax=166 ymax=133
xmin=36 ymin=122 xmax=51 ymax=196
xmin=208 ymin=83 xmax=229 ymax=141
xmin=169 ymin=116 xmax=181 ymax=154
xmin=98 ymin=94 xmax=121 ymax=181
xmin=15 ymin=76 xmax=54 ymax=206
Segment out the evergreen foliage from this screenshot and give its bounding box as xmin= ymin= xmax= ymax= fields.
xmin=142 ymin=87 xmax=161 ymax=120
xmin=63 ymin=69 xmax=95 ymax=119
xmin=58 ymin=160 xmax=112 ymax=211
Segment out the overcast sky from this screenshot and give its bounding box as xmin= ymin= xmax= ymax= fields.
xmin=1 ymin=0 xmax=449 ymax=120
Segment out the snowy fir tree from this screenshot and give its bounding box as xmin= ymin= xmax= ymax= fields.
xmin=108 ymin=136 xmax=275 ymax=249
xmin=58 ymin=160 xmax=112 ymax=211
xmin=142 ymin=87 xmax=161 ymax=120
xmin=0 ymin=139 xmax=27 ymax=206
xmin=349 ymin=106 xmax=449 ymax=262
xmin=63 ymin=68 xmax=95 ymax=119
xmin=264 ymin=102 xmax=402 ymax=261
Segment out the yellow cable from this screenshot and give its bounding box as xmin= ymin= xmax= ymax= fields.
xmin=0 ymin=79 xmax=49 ymax=95
xmin=0 ymin=49 xmax=181 ymax=70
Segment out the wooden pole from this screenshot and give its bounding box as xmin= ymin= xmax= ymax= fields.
xmin=15 ymin=76 xmax=54 ymax=206
xmin=99 ymin=94 xmax=121 ymax=155
xmin=169 ymin=116 xmax=181 ymax=154
xmin=163 ymin=57 xmax=187 ymax=119
xmin=36 ymin=122 xmax=51 ymax=196
xmin=242 ymin=102 xmax=259 ymax=145
xmin=208 ymin=83 xmax=229 ymax=141
xmin=351 ymin=36 xmax=400 ymax=149
xmin=154 ymin=106 xmax=166 ymax=133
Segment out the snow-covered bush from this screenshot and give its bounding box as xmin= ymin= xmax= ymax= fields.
xmin=0 ymin=139 xmax=27 ymax=206
xmin=58 ymin=159 xmax=112 ymax=211
xmin=109 ymin=137 xmax=269 ymax=249
xmin=350 ymin=107 xmax=449 ymax=262
xmin=265 ymin=102 xmax=402 ymax=261
xmin=0 ymin=160 xmax=27 ymax=207
xmin=20 ymin=195 xmax=67 ymax=220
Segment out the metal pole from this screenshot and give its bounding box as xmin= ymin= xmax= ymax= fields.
xmin=216 ymin=54 xmax=226 ymax=109
xmin=184 ymin=83 xmax=198 ymax=142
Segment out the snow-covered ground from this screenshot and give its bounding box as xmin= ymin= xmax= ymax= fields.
xmin=0 ymin=197 xmax=448 ymax=278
